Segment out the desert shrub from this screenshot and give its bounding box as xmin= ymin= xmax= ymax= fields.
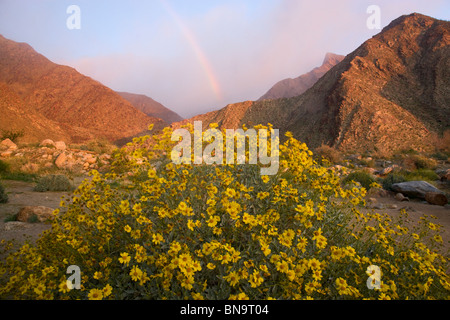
xmin=34 ymin=174 xmax=74 ymax=192
xmin=0 ymin=182 xmax=8 ymax=204
xmin=404 ymin=169 xmax=439 ymax=182
xmin=314 ymin=144 xmax=342 ymax=165
xmin=1 ymin=129 xmax=24 ymax=143
xmin=0 ymin=160 xmax=10 ymax=175
xmin=434 ymin=130 xmax=450 ymax=153
xmin=430 ymin=152 xmax=449 ymax=161
xmin=358 ymin=158 xmax=375 ymax=168
xmin=0 ymin=125 xmax=449 ymax=300
xmin=1 ymin=172 xmax=37 ymax=182
xmin=342 ymin=171 xmax=376 ymax=191
xmin=399 ymin=148 xmax=419 ymax=155
xmin=402 ymin=154 xmax=437 ymax=171
xmin=382 ymin=173 xmax=407 ymax=191
xmin=86 ymin=138 xmax=117 ymax=155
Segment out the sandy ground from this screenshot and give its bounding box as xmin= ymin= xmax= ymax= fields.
xmin=0 ymin=179 xmax=449 ymax=259
xmin=0 ymin=179 xmax=81 ymax=251
xmin=362 ymin=193 xmax=450 ymax=254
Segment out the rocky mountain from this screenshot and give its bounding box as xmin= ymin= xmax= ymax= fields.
xmin=0 ymin=35 xmax=166 ymax=144
xmin=259 ymin=52 xmax=345 ymax=100
xmin=117 ymin=91 xmax=183 ymax=124
xmin=173 ymin=13 xmax=450 ymax=156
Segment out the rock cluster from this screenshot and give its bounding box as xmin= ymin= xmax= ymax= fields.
xmin=0 ymin=138 xmax=112 ymax=173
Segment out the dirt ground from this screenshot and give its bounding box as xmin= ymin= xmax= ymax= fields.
xmin=362 ymin=194 xmax=450 ymax=253
xmin=0 ymin=179 xmax=83 ymax=250
xmin=0 ymin=179 xmax=449 ymax=260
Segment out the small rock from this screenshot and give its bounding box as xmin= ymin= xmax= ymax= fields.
xmin=395 ymin=193 xmax=409 ymax=202
xmin=1 ymin=138 xmax=18 ymax=150
xmin=379 ymin=165 xmax=399 ymax=176
xmin=372 ymin=203 xmax=384 ymax=210
xmin=3 ymin=221 xmax=30 ymax=231
xmin=387 ymin=204 xmax=398 ymax=209
xmin=16 ymin=206 xmax=55 ymax=223
xmin=425 ymin=192 xmax=448 ymax=206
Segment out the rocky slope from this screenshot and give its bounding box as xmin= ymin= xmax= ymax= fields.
xmin=117 ymin=91 xmax=183 ymax=124
xmin=0 ymin=35 xmax=166 ymax=144
xmin=259 ymin=52 xmax=345 ymax=100
xmin=173 ymin=13 xmax=450 ymax=156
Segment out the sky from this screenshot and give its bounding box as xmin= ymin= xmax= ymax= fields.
xmin=0 ymin=1 xmax=449 ymax=118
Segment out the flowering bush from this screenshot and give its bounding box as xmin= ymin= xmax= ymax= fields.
xmin=0 ymin=124 xmax=449 ymax=300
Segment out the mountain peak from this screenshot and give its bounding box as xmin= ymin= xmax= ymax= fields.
xmin=381 ymin=12 xmax=437 ymax=33
xmin=258 ymin=52 xmax=344 ymax=100
xmin=322 ymin=52 xmax=345 ymax=66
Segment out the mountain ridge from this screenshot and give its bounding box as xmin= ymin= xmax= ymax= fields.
xmin=116 ymin=91 xmax=183 ymax=124
xmin=0 ymin=34 xmax=166 ymax=144
xmin=258 ymin=52 xmax=345 ymax=100
xmin=173 ymin=13 xmax=450 ymax=156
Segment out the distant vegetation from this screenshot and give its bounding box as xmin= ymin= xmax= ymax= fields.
xmin=342 ymin=171 xmax=376 ymax=190
xmin=0 ymin=182 xmax=8 ymax=203
xmin=34 ymin=174 xmax=74 ymax=192
xmin=314 ymin=144 xmax=342 ymax=165
xmin=1 ymin=129 xmax=24 ymax=143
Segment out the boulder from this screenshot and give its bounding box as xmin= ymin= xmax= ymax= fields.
xmin=55 ymin=141 xmax=67 ymax=150
xmin=16 ymin=206 xmax=55 ymax=222
xmin=55 ymin=152 xmax=67 ymax=169
xmin=1 ymin=138 xmax=18 ymax=150
xmin=85 ymin=156 xmax=97 ymax=164
xmin=0 ymin=150 xmax=13 ymax=158
xmin=391 ymin=181 xmax=443 ymax=199
xmin=40 ymin=139 xmax=56 ymax=148
xmin=425 ymin=192 xmax=448 ymax=206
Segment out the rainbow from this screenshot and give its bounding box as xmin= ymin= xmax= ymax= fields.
xmin=160 ymin=0 xmax=223 ymax=101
